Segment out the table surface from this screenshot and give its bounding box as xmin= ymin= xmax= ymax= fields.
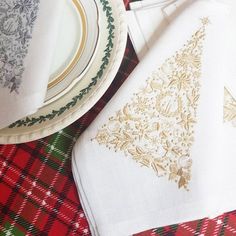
xmin=1 ymin=1 xmax=236 ymax=235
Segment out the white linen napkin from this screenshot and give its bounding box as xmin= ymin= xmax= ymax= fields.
xmin=72 ymin=1 xmax=232 ymax=235
xmin=127 ymin=0 xmax=236 ymax=217
xmin=212 ymin=2 xmax=236 ymax=217
xmin=0 ymin=0 xmax=63 ymax=129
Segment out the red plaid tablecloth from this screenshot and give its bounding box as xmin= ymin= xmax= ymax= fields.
xmin=1 ymin=1 xmax=236 ymax=235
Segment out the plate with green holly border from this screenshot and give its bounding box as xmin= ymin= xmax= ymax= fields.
xmin=0 ymin=0 xmax=127 ymax=144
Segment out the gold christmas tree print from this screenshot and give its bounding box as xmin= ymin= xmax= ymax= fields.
xmin=93 ymin=19 xmax=209 ymax=190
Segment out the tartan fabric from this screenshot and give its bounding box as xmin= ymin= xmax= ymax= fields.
xmin=0 ymin=0 xmax=236 ymax=235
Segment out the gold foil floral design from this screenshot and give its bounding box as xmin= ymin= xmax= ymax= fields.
xmin=93 ymin=19 xmax=209 ymax=190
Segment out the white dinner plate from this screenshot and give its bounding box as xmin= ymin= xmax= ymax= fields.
xmin=45 ymin=0 xmax=99 ymax=104
xmin=0 ymin=0 xmax=127 ymax=144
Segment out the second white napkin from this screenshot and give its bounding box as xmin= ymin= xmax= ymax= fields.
xmin=127 ymin=0 xmax=192 ymax=60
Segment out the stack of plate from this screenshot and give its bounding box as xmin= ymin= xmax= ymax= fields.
xmin=0 ymin=0 xmax=127 ymax=144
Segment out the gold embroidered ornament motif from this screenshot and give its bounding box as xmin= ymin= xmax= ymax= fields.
xmin=94 ymin=19 xmax=209 ymax=190
xmin=224 ymin=88 xmax=236 ymax=125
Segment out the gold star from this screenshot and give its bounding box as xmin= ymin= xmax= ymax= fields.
xmin=201 ymin=17 xmax=210 ymax=26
